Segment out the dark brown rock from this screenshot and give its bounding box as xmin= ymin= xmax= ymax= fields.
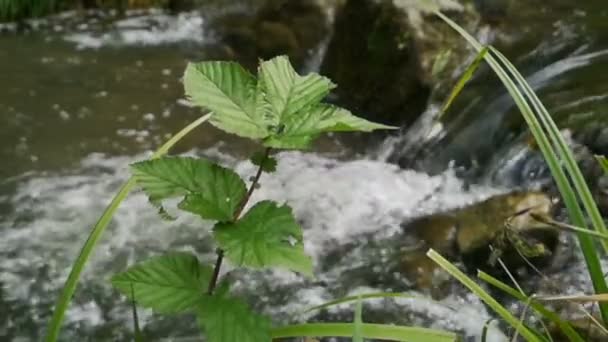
xmin=209 ymin=0 xmax=329 ymax=72
xmin=320 ymin=0 xmax=430 ymax=127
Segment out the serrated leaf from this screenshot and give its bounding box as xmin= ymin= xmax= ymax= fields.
xmin=184 ymin=56 xmax=395 ymax=150
xmin=264 ymin=104 xmax=398 ymax=149
xmin=131 ymin=157 xmax=246 ymax=222
xmin=259 ymin=55 xmax=336 ymax=122
xmin=184 ymin=61 xmax=269 ymax=139
xmin=197 ymin=285 xmax=272 ymax=342
xmin=214 ymin=200 xmax=313 ymax=276
xmin=250 ymin=151 xmax=277 ymax=173
xmin=111 ymin=253 xmax=212 ymax=314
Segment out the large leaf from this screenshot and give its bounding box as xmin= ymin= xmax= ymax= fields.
xmin=197 ymin=284 xmax=272 ymax=342
xmin=184 ymin=56 xmax=396 ymax=150
xmin=184 ymin=61 xmax=269 ymax=139
xmin=264 ymin=104 xmax=397 ymax=149
xmin=111 ymin=253 xmax=212 ymax=314
xmin=214 ymin=200 xmax=313 ymax=276
xmin=131 ymin=157 xmax=246 ymax=222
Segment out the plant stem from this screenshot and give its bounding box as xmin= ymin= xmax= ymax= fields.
xmin=207 ymin=147 xmax=272 ymax=295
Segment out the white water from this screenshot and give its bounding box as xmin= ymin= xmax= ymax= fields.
xmin=0 ymin=148 xmax=516 ymax=340
xmin=63 ymin=10 xmax=205 ymax=49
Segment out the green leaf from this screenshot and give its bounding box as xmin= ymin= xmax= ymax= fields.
xmin=264 ymin=104 xmax=397 ymax=149
xmin=198 ymin=284 xmax=272 ymax=342
xmin=427 ymin=249 xmax=543 ymax=342
xmin=250 ymin=151 xmax=277 ymax=173
xmin=184 ymin=61 xmax=269 ymax=139
xmin=597 ymin=155 xmax=608 ymax=174
xmin=46 ymin=113 xmax=212 ymax=342
xmin=440 ymin=46 xmax=488 ymax=116
xmin=214 ymin=200 xmax=313 ymax=276
xmin=111 ymin=252 xmax=212 ymax=314
xmin=259 ymin=55 xmax=336 ymax=122
xmin=131 ymin=157 xmax=246 ymax=222
xmin=272 ymin=323 xmax=458 ymax=341
xmin=185 ymin=56 xmax=395 ymax=150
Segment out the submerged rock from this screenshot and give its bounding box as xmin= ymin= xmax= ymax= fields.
xmin=398 ymin=191 xmax=559 ymax=296
xmin=320 ymin=191 xmax=561 ymax=300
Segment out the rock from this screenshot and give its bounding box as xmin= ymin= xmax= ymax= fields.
xmin=398 ymin=191 xmax=559 ymax=296
xmin=319 ymin=0 xmax=430 ymax=127
xmin=319 ymin=0 xmax=480 ymax=128
xmin=207 ymin=0 xmax=329 ymax=72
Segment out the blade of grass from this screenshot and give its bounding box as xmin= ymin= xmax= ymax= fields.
xmin=489 ymin=46 xmax=608 ymax=321
xmin=427 ymin=249 xmax=544 ymax=342
xmin=481 ymin=319 xmax=496 ymax=342
xmin=596 ymin=155 xmax=608 ymax=174
xmin=531 ymin=214 xmax=608 ymax=240
xmin=491 ymin=47 xmax=608 ymax=252
xmin=478 ymin=271 xmax=584 ymax=342
xmin=353 ymin=296 xmax=363 ymax=342
xmin=537 ymin=294 xmax=608 ymax=303
xmin=45 ymin=113 xmax=213 ymax=342
xmin=434 ymin=10 xmax=608 ymax=324
xmin=271 ymin=323 xmax=458 ymax=342
xmin=440 ymin=46 xmax=489 ymax=116
xmin=303 ymin=292 xmax=417 ymax=314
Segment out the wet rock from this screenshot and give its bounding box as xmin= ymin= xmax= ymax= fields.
xmin=319 ymin=0 xmax=480 ymax=128
xmin=319 ymin=0 xmax=430 ymax=127
xmin=398 ymin=191 xmax=559 ymax=297
xmin=207 ymin=0 xmax=329 ymax=72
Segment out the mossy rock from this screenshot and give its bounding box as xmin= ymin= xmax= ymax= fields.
xmin=207 ymin=0 xmax=329 ymax=72
xmin=320 ymin=0 xmax=430 ymax=127
xmin=399 ymin=191 xmax=559 ymax=297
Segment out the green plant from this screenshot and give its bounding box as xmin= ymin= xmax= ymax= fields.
xmin=419 ymin=7 xmax=608 ymax=341
xmin=47 ymin=56 xmax=462 ymax=341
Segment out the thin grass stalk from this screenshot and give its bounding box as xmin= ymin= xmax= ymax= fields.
xmin=490 ymin=47 xmax=608 ymax=253
xmin=46 ymin=113 xmax=213 ymax=342
xmin=427 ymin=249 xmax=543 ymax=341
xmin=434 ymin=10 xmax=608 ymax=324
xmin=478 ymin=271 xmax=585 ymax=342
xmin=271 ymin=323 xmax=458 ymax=342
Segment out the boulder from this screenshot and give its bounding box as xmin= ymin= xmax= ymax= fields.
xmin=398 ymin=191 xmax=559 ymax=297
xmin=319 ymin=0 xmax=480 ymax=128
xmin=207 ymin=0 xmax=330 ymax=72
xmin=319 ymin=0 xmax=430 ymax=127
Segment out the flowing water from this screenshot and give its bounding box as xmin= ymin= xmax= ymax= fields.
xmin=0 ymin=2 xmax=607 ymax=341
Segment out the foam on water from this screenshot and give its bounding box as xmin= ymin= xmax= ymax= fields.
xmin=63 ymin=10 xmax=205 ymax=49
xmin=1 ymin=150 xmax=512 ymax=339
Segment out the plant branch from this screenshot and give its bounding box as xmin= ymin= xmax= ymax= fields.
xmin=207 ymin=147 xmax=272 ymax=295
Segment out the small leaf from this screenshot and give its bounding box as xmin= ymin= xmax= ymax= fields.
xmin=184 ymin=61 xmax=269 ymax=139
xmin=214 ymin=200 xmax=313 ymax=276
xmin=131 ymin=157 xmax=246 ymax=221
xmin=197 ymin=284 xmax=272 ymax=342
xmin=264 ymin=104 xmax=397 ymax=149
xmin=111 ymin=253 xmax=212 ymax=314
xmin=250 ymin=151 xmax=277 ymax=173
